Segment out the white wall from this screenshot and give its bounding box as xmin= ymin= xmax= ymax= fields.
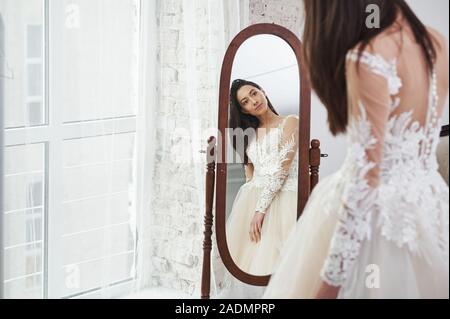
xmin=407 ymin=0 xmax=449 ymax=124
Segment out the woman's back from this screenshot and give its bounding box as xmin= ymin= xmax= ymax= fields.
xmin=346 ymin=17 xmax=449 ymax=174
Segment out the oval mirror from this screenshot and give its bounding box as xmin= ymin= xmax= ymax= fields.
xmin=215 ymin=23 xmax=311 ymax=286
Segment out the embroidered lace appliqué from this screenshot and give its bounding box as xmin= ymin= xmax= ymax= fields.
xmin=320 ymin=103 xmax=377 ymax=287
xmin=246 ymin=117 xmax=299 ymax=214
xmin=320 ymin=51 xmax=447 ymax=287
xmin=254 ymin=132 xmax=297 ymax=213
xmin=347 ymin=50 xmax=402 ymax=95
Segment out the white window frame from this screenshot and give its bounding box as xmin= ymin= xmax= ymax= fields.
xmin=25 ymin=24 xmax=45 ymax=127
xmin=0 ymin=10 xmax=5 ymax=298
xmin=3 ymin=0 xmax=155 ymax=299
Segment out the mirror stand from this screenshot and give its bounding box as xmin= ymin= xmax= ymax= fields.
xmin=201 ymin=136 xmax=216 ymax=299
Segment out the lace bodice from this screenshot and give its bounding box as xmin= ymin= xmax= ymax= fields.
xmin=320 ymin=26 xmax=449 ymax=287
xmin=245 ymin=115 xmax=299 ymax=213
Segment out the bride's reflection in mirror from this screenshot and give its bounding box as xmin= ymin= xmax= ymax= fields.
xmin=226 ymin=35 xmax=299 ymax=276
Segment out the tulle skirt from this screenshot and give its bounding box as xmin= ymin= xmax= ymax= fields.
xmin=214 ymin=182 xmax=298 ymax=299
xmin=226 ymin=182 xmax=298 ymax=276
xmin=263 ymin=171 xmax=449 ymax=299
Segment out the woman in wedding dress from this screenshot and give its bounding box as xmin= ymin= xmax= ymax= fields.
xmin=215 ymin=79 xmax=299 ymax=298
xmin=264 ymin=0 xmax=449 ymax=299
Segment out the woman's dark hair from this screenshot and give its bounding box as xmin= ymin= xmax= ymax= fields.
xmin=229 ymin=79 xmax=279 ymax=165
xmin=303 ymin=0 xmax=438 ymax=135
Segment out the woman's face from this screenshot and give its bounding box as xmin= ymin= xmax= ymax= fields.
xmin=236 ymin=85 xmax=268 ymax=116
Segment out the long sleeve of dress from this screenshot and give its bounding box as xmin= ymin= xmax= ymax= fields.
xmin=320 ymin=47 xmax=398 ymax=287
xmin=255 ymin=115 xmax=299 ymax=214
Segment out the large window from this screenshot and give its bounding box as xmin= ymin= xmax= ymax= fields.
xmin=1 ymin=0 xmax=141 ymax=298
xmin=4 ymin=143 xmax=45 ymax=298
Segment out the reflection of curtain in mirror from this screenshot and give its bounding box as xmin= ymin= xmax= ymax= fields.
xmin=0 ymin=0 xmax=155 ymax=298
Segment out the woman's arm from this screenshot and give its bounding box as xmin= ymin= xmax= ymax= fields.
xmin=319 ymin=47 xmax=392 ymax=291
xmin=254 ymin=115 xmax=299 ymax=214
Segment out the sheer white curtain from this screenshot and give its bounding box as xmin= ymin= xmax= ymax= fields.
xmin=132 ymin=0 xmax=158 ymax=294
xmin=0 ymin=9 xmax=4 ymax=299
xmin=171 ymin=0 xmax=248 ymax=297
xmin=0 ymin=0 xmax=154 ymax=299
xmin=1 ymin=0 xmax=246 ymax=299
xmin=153 ymin=0 xmax=247 ymax=297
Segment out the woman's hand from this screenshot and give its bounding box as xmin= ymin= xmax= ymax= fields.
xmin=249 ymin=211 xmax=265 ymax=243
xmin=315 ymin=280 xmax=340 ymax=299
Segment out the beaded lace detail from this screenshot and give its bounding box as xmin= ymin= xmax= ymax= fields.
xmin=320 ymin=50 xmax=448 ymax=287
xmin=246 ymin=115 xmax=299 ymax=213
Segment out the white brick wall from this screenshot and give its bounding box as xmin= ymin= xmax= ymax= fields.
xmin=250 ymin=0 xmax=304 ymax=38
xmin=150 ymin=0 xmax=303 ymax=296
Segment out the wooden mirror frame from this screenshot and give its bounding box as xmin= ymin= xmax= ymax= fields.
xmin=214 ymin=23 xmax=312 ymax=287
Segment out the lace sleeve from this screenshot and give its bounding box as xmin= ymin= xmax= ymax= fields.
xmin=320 ymin=49 xmax=396 ymax=287
xmin=255 ymin=115 xmax=299 ymax=214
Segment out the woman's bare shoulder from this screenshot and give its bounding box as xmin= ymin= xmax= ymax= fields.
xmin=282 ymin=114 xmax=299 ymax=123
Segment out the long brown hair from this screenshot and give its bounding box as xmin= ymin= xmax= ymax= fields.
xmin=229 ymin=79 xmax=279 ymax=165
xmin=302 ymin=0 xmax=438 ymax=135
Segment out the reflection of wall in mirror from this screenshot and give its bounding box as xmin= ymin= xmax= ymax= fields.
xmin=230 ymin=34 xmax=299 ymax=116
xmin=437 ymin=133 xmax=449 ymax=185
xmin=226 ymin=163 xmax=246 ymax=220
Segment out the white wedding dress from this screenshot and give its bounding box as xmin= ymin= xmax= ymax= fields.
xmin=213 ymin=115 xmax=300 ymax=298
xmin=264 ymin=20 xmax=449 ymax=298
